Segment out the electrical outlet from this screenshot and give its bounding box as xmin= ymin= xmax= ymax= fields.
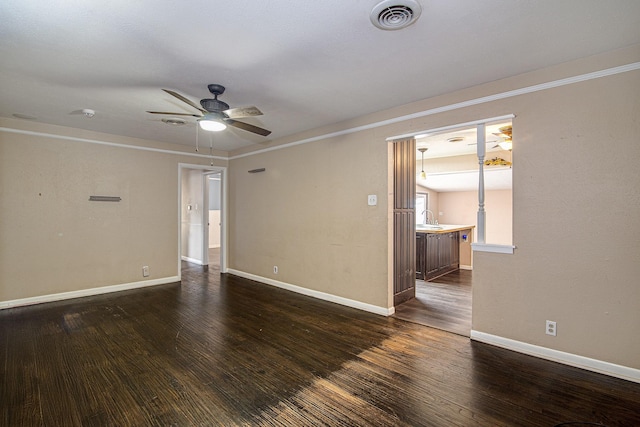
xmin=367 ymin=195 xmax=377 ymax=206
xmin=142 ymin=266 xmax=150 ymax=277
xmin=546 ymin=320 xmax=557 ymax=336
xmin=273 ymin=266 xmax=278 ymax=274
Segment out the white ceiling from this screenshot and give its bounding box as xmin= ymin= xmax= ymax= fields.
xmin=416 ymin=122 xmax=513 ymax=191
xmin=2 ymin=1 xmax=640 ymax=152
xmin=416 ymin=121 xmax=511 ymax=159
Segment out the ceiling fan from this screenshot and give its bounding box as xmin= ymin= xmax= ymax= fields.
xmin=466 ymin=125 xmax=513 ymax=150
xmin=492 ymin=126 xmax=512 ymax=150
xmin=147 ymin=84 xmax=271 ymax=136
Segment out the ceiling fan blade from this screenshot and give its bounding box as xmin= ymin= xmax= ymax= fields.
xmin=224 ymin=119 xmax=271 ymax=136
xmin=162 ymin=89 xmax=207 ymax=114
xmin=224 ymin=106 xmax=263 ymax=119
xmin=147 ymin=111 xmax=202 ymax=117
xmin=467 ymin=140 xmax=497 ymax=146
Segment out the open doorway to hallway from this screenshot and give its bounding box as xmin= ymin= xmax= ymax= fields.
xmin=206 ymin=173 xmax=222 ymax=271
xmin=179 ymin=164 xmax=226 ymax=277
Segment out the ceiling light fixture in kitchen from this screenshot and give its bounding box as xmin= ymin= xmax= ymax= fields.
xmin=418 ymin=147 xmax=428 ymax=179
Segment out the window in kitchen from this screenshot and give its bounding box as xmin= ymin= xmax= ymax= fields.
xmin=416 ymin=193 xmax=428 ymax=225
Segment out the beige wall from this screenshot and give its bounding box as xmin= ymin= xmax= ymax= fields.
xmin=472 ymin=67 xmax=640 ymax=369
xmin=439 ymin=189 xmax=512 ymax=245
xmin=228 ymin=130 xmax=391 ymax=307
xmin=229 ymin=45 xmax=640 ymax=370
xmin=0 ymin=119 xmax=225 ymax=302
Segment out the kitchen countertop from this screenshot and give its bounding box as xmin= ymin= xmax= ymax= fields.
xmin=416 ymin=224 xmax=475 ymax=234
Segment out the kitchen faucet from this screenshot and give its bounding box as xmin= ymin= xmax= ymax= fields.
xmin=426 ymin=210 xmax=438 ymax=225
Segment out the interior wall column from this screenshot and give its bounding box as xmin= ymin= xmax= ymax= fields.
xmin=476 ymin=123 xmax=486 ymax=243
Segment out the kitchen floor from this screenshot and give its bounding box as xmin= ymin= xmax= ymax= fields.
xmin=393 ymin=269 xmax=472 ymax=336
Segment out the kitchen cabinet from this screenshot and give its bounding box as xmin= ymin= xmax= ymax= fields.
xmin=416 ymin=231 xmax=460 ymax=280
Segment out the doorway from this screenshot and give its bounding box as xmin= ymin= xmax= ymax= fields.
xmin=179 ymin=164 xmax=227 ymax=278
xmin=205 ymin=172 xmax=222 ymax=271
xmin=390 ymin=117 xmax=513 ymax=337
xmin=394 ymin=271 xmax=473 ymax=336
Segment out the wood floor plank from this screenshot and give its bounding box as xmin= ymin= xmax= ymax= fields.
xmin=1 ymin=265 xmax=639 ymax=426
xmin=394 ymin=270 xmax=472 ymax=336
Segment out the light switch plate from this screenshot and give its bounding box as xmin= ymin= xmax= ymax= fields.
xmin=367 ymin=195 xmax=377 ymax=206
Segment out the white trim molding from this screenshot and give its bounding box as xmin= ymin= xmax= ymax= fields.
xmin=472 ymin=243 xmax=515 ymax=254
xmin=387 ymin=115 xmax=516 ymax=142
xmin=227 ymin=269 xmax=395 ymax=317
xmin=0 ymin=127 xmax=227 ymax=160
xmin=232 ymin=61 xmax=640 ymax=160
xmin=471 ymin=330 xmax=640 ymax=384
xmin=0 ymin=276 xmax=180 ymax=310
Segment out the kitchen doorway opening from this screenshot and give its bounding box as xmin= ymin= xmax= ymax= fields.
xmin=390 ymin=116 xmax=514 ymax=336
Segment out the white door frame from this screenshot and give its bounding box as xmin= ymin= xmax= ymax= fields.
xmin=178 ymin=163 xmax=228 ymax=280
xmin=203 ymin=171 xmax=222 ymax=266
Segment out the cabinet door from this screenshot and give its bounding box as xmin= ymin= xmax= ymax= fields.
xmin=438 ymin=233 xmax=451 ymax=271
xmin=416 ymin=233 xmax=425 ymax=279
xmin=450 ymin=232 xmax=460 ymax=267
xmin=426 ymin=233 xmax=439 ymax=276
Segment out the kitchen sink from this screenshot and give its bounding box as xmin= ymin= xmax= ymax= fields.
xmin=416 ymin=224 xmax=443 ymax=230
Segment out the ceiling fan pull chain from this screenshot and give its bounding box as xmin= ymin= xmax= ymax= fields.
xmin=209 ymin=134 xmax=214 ymax=166
xmin=195 ymin=126 xmax=199 ymax=152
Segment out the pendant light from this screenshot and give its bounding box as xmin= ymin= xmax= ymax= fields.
xmin=418 ymin=147 xmax=428 ymax=179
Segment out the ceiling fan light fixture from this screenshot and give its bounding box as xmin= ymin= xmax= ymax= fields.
xmin=199 ymin=112 xmax=227 ymax=131
xmin=148 ymin=85 xmax=271 ymax=136
xmin=199 ymin=119 xmax=227 ymax=132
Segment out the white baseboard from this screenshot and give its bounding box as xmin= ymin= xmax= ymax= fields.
xmin=227 ymin=269 xmax=394 ymax=317
xmin=460 ymin=265 xmax=472 ymax=270
xmin=181 ymin=256 xmax=203 ymax=265
xmin=471 ymin=330 xmax=640 ymax=384
xmin=0 ymin=276 xmax=180 ymax=310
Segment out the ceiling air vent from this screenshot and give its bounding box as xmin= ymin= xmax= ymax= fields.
xmin=370 ymin=0 xmax=422 ymax=31
xmin=162 ymin=118 xmax=186 ymax=126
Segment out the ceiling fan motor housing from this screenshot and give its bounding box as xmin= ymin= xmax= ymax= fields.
xmin=200 ymin=98 xmax=230 ymax=112
xmin=207 ymin=84 xmax=225 ymax=96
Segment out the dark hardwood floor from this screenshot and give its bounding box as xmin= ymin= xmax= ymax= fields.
xmin=208 ymin=246 xmax=220 ymax=270
xmin=1 ymin=265 xmax=639 ymax=426
xmin=394 ymin=269 xmax=472 ymax=336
